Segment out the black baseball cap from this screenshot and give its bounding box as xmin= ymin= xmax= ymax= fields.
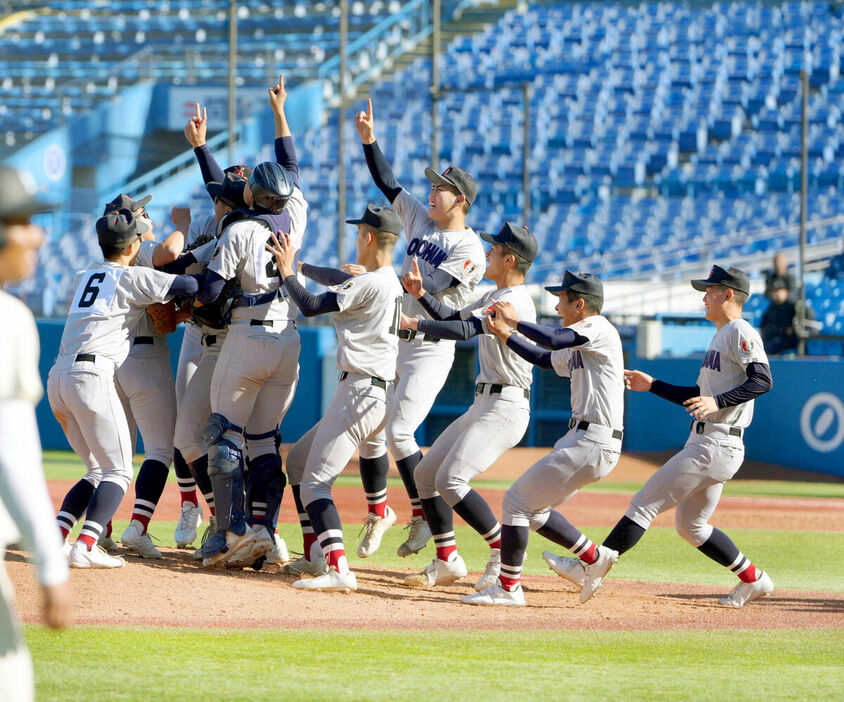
xmin=545 ymin=269 xmax=604 ymax=298
xmin=104 ymin=193 xmax=152 ymax=217
xmin=691 ymin=264 xmax=750 ymax=295
xmin=0 ymin=165 xmax=55 ymax=219
xmin=480 ymin=222 xmax=538 ymax=263
xmin=424 ymin=165 xmax=477 ymax=206
xmin=224 ymin=164 xmax=252 ymax=180
xmin=345 ymin=204 xmax=402 ymax=236
xmin=96 ymin=208 xmax=145 ymax=247
xmin=207 ymin=172 xmax=248 ymax=210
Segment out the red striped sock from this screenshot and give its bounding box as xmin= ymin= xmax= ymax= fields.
xmin=326 ymin=547 xmax=346 ymax=570
xmin=303 ymin=533 xmax=318 ymax=561
xmin=738 ymin=563 xmax=758 ymax=583
xmin=130 ymin=513 xmax=151 ymax=533
xmin=489 ymin=538 xmax=501 ymax=550
xmin=498 ymin=574 xmax=520 ymax=591
xmin=436 ymin=544 xmax=457 ymax=562
xmin=579 ymin=542 xmax=597 ymax=565
xmin=180 ymin=487 xmax=198 ymax=508
xmin=78 ymin=534 xmax=96 ymax=550
xmin=105 ymin=520 xmax=113 ymax=538
xmin=368 ymin=500 xmax=387 ymax=519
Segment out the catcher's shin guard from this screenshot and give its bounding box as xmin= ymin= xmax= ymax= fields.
xmin=205 ymin=413 xmax=244 ymax=531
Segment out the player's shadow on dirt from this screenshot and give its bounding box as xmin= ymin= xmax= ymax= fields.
xmin=659 ymin=592 xmax=844 ymax=613
xmin=120 ymin=548 xmax=290 ymax=582
xmin=4 ymin=550 xmax=29 ymax=564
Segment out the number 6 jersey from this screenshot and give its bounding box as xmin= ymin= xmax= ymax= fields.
xmin=328 ymin=266 xmax=403 ymax=381
xmin=58 ymin=262 xmax=176 ymax=364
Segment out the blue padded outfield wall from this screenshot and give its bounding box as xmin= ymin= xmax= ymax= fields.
xmin=35 ymin=322 xmax=843 ymax=478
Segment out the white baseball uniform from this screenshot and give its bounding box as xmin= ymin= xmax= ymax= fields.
xmin=625 ymin=319 xmax=768 ymax=546
xmin=0 ymin=290 xmax=68 ymax=702
xmin=115 ymin=240 xmax=176 ymax=468
xmin=206 ymin=189 xmax=308 ymax=456
xmin=414 ymin=284 xmax=535 ymax=506
xmin=286 ymin=266 xmax=403 ymax=506
xmin=386 ymin=189 xmax=486 ymax=461
xmin=47 ymin=263 xmax=177 ymax=495
xmin=503 ymin=314 xmax=625 ymax=527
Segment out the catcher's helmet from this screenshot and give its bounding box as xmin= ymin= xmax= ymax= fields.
xmin=249 ymin=161 xmax=293 ymax=214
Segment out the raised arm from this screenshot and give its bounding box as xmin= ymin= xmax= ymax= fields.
xmin=269 ymin=74 xmax=300 ymax=187
xmin=184 ymin=103 xmax=225 ymax=186
xmin=152 ymin=207 xmax=191 ymax=267
xmin=355 ymin=99 xmax=402 ymax=203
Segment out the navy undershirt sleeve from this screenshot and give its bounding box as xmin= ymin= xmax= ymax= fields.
xmin=418 ymin=268 xmax=460 ymax=295
xmin=516 ymin=321 xmax=589 ymax=350
xmin=159 ymin=251 xmax=197 ymax=275
xmin=649 ymin=379 xmax=700 ymax=405
xmin=416 ymin=316 xmax=484 ymax=341
xmin=274 ymin=136 xmax=300 ymax=188
xmin=416 ymin=292 xmax=461 ymax=321
xmin=282 ymin=275 xmax=340 ymax=317
xmin=362 ymin=141 xmax=402 ymax=203
xmin=194 ymin=145 xmax=225 ymax=188
xmin=167 ymin=274 xmax=200 ymax=297
xmin=715 ymin=362 xmax=773 ymax=408
xmin=505 ymin=334 xmax=553 ymax=370
xmin=301 ymin=263 xmax=353 ymax=287
xmin=196 ymin=270 xmax=227 ymax=305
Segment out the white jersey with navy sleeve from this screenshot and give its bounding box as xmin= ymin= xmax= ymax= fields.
xmin=460 ymin=284 xmax=536 ymax=390
xmin=330 ymin=266 xmax=403 ymax=381
xmin=550 ymin=315 xmax=624 ymax=431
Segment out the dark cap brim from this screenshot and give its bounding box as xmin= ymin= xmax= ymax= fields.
xmin=344 ymin=218 xmax=365 ymax=225
xmin=479 ymin=231 xmax=500 ymax=245
xmin=136 ymin=218 xmax=151 ymax=235
xmin=1 ymin=194 xmax=56 ymax=218
xmin=690 ymin=279 xmax=712 ymax=292
xmin=424 ymin=166 xmax=456 ymax=189
xmin=544 ymin=285 xmax=565 ymax=294
xmin=135 ymin=194 xmax=152 ymax=208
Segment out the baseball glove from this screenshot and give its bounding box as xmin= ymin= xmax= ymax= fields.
xmin=147 ymin=300 xmax=179 ymax=335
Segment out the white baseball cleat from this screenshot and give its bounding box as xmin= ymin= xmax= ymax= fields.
xmin=69 ymin=541 xmax=125 ymax=569
xmin=404 ymin=552 xmax=468 ymax=588
xmin=396 ymin=516 xmax=431 ymax=558
xmin=223 ymin=525 xmax=273 ymax=568
xmin=542 ymin=550 xmax=586 ymax=588
xmin=265 ymin=533 xmax=291 ymax=564
xmin=718 ymin=571 xmax=774 ymax=608
xmin=202 ymin=528 xmax=254 ymax=568
xmin=285 ymin=555 xmax=328 ymax=577
xmin=292 ymin=566 xmax=357 ymax=593
xmin=174 ymin=503 xmax=203 ymax=548
xmin=579 ymin=545 xmax=618 ymax=603
xmin=462 ymin=582 xmax=525 ymax=607
xmin=357 ymin=505 xmax=397 ymax=558
xmin=121 ymin=520 xmax=163 ymax=559
xmin=97 ymin=533 xmax=120 ymax=553
xmin=474 ymin=548 xmax=501 ymax=591
xmin=62 ymin=538 xmax=72 ymax=559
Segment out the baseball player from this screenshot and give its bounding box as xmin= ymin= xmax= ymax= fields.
xmin=49 ymin=209 xmax=199 ymax=568
xmin=0 ymin=165 xmax=72 ymax=702
xmin=105 ymin=195 xmax=190 ymax=559
xmin=461 ymin=270 xmax=625 ymax=607
xmin=355 ymin=98 xmax=486 ymax=557
xmin=548 ymin=265 xmax=775 ymax=608
xmin=398 ymin=223 xmax=537 ymax=592
xmin=270 ymin=205 xmax=403 ymax=592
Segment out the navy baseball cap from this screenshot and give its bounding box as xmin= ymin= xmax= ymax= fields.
xmin=545 ymin=269 xmax=604 ymax=298
xmin=104 ymin=193 xmax=152 ymax=217
xmin=481 ymin=222 xmax=538 ymax=263
xmin=424 ymin=165 xmax=477 ymax=206
xmin=691 ymin=264 xmax=750 ymax=295
xmin=96 ymin=208 xmax=145 ymax=247
xmin=346 ymin=204 xmax=402 ymax=236
xmin=207 ymin=172 xmax=248 ymax=210
xmin=224 ymin=164 xmax=252 ymax=180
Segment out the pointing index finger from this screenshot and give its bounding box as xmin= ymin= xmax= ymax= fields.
xmin=367 ymin=98 xmax=373 ymax=120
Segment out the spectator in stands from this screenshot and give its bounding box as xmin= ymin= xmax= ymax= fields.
xmin=760 ymin=281 xmax=814 ymax=354
xmin=764 ymin=252 xmax=797 ymax=301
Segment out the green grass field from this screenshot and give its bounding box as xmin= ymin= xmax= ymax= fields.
xmin=28 ymin=451 xmax=844 ymax=700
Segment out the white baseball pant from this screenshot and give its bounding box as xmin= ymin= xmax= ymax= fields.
xmin=175 ymin=322 xmax=203 ymax=410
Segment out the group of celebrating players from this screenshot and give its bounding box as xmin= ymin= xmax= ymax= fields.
xmin=46 ymin=76 xmax=775 ymax=610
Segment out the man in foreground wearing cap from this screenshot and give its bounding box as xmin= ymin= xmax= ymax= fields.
xmin=556 ymin=265 xmax=774 ymax=608
xmin=355 ymin=98 xmax=486 ymax=559
xmin=398 ymin=223 xmax=537 ymax=594
xmin=48 ymin=209 xmax=199 ymax=568
xmin=465 ymin=269 xmax=624 ymax=606
xmin=267 ymin=205 xmax=403 ymax=592
xmin=0 ymin=165 xmax=72 ymax=700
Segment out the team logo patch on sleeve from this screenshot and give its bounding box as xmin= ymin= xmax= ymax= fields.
xmin=740 ymin=338 xmax=754 ymax=354
xmin=338 ymin=280 xmax=355 ymax=291
xmin=462 ymin=259 xmax=477 ymax=275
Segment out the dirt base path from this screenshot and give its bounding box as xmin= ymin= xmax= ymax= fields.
xmin=6 ymin=548 xmax=842 ymax=631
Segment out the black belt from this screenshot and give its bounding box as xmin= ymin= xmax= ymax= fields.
xmin=476 ymin=383 xmax=530 ymax=400
xmin=339 ymin=371 xmax=387 ymax=391
xmin=398 ymin=328 xmax=440 ymax=343
xmin=250 ymin=320 xmax=274 ymax=327
xmin=692 ymin=420 xmax=742 ymax=438
xmin=133 ymin=336 xmax=154 ymax=345
xmin=75 ymin=353 xmax=96 ymax=363
xmin=202 ymin=335 xmax=217 ymax=347
xmin=569 ymin=418 xmax=623 ymax=441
